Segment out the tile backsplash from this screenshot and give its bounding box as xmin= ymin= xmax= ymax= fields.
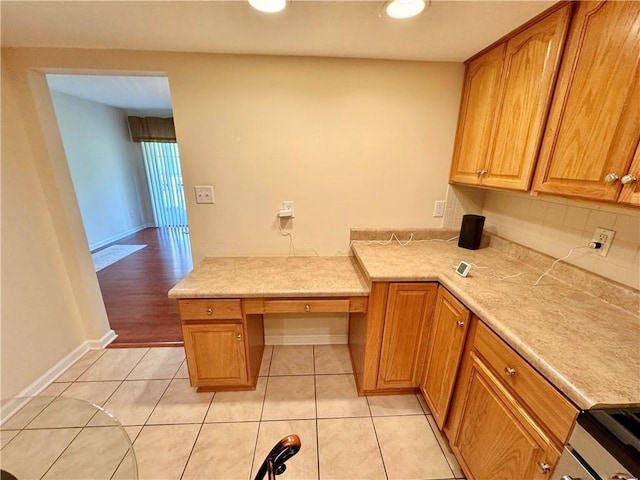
xmin=444 ymin=185 xmax=640 ymax=290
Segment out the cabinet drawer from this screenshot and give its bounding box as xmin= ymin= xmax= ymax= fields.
xmin=474 ymin=322 xmax=578 ymax=444
xmin=263 ymin=299 xmax=351 ymax=314
xmin=178 ymin=299 xmax=242 ymax=321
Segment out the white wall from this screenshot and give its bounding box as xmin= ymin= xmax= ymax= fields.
xmin=170 ymin=55 xmax=464 ymax=259
xmin=1 ymin=47 xmax=464 ymax=395
xmin=49 ymin=90 xmax=153 ymax=250
xmin=445 ymin=185 xmax=640 ymax=290
xmin=1 ymin=67 xmax=110 ymax=398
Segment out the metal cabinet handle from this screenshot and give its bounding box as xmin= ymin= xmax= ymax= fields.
xmin=505 ymin=367 xmax=516 ymax=376
xmin=604 ymin=173 xmax=619 ymax=183
xmin=621 ymin=174 xmax=637 ymax=185
xmin=206 ymin=308 xmax=212 ymax=315
xmin=304 ymin=304 xmax=310 ymax=312
xmin=475 ymin=169 xmax=488 ymax=175
xmin=537 ymin=462 xmax=550 ymax=474
xmin=236 ymin=333 xmax=242 ymax=341
xmin=456 ymin=320 xmax=465 ymax=327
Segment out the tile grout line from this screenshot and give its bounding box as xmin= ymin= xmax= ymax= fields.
xmin=178 ymin=357 xmax=216 ymax=480
xmin=313 ymin=345 xmax=321 ymax=480
xmin=425 ymin=414 xmax=459 ymax=480
xmin=36 ymin=423 xmax=85 ymax=480
xmin=248 ymin=370 xmax=270 ymax=479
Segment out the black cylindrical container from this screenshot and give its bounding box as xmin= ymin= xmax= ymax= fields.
xmin=458 ymin=214 xmax=485 ymax=250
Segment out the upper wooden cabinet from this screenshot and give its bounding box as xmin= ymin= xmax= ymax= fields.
xmin=533 ymin=1 xmax=640 ymax=203
xmin=450 ymin=4 xmax=572 ymax=191
xmin=449 ymin=44 xmax=505 ymax=186
xmin=618 ymin=142 xmax=640 ymax=206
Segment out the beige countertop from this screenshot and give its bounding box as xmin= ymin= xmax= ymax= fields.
xmin=351 ymin=239 xmax=640 ymax=410
xmin=168 ymin=256 xmax=369 ymax=298
xmin=167 ymin=235 xmax=639 ymax=410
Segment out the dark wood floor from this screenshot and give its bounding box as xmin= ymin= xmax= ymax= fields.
xmin=95 ymin=227 xmax=193 ymax=347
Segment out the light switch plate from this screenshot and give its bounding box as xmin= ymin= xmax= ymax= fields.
xmin=194 ymin=186 xmax=215 ymax=204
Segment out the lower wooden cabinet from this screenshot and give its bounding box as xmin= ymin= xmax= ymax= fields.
xmin=178 ymin=298 xmax=264 ymax=391
xmin=377 ymin=283 xmax=437 ymax=389
xmin=445 ymin=317 xmax=578 ymax=480
xmin=182 ymin=323 xmax=248 ymax=388
xmin=420 ymin=286 xmax=470 ymax=428
xmin=452 ymin=353 xmax=560 ymax=480
xmin=349 ymin=282 xmax=437 ymax=394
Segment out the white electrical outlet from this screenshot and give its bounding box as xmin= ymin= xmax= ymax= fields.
xmin=278 ymin=200 xmax=294 ymax=218
xmin=433 ymin=200 xmax=446 ymax=217
xmin=194 ymin=186 xmax=215 ymax=204
xmin=591 ymin=227 xmax=615 ymax=257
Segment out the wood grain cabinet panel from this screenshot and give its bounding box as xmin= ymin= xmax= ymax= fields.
xmin=452 ymin=354 xmax=560 ymax=480
xmin=618 ymin=142 xmax=640 ymax=206
xmin=483 ymin=4 xmax=572 ymax=190
xmin=377 ymin=283 xmax=437 ymax=390
xmin=445 ymin=316 xmax=577 ymax=480
xmin=533 ymin=1 xmax=640 ymax=202
xmin=474 ymin=322 xmax=577 ymax=444
xmin=449 ymin=44 xmax=505 ymax=186
xmin=178 ymin=299 xmax=242 ymax=321
xmin=182 ymin=323 xmax=248 ymax=388
xmin=420 ymin=286 xmax=470 ymax=429
xmin=450 ymin=3 xmax=571 ymax=191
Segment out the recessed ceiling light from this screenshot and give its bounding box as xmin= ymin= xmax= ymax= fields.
xmin=385 ymin=0 xmax=426 ymax=19
xmin=248 ymin=0 xmax=287 ymax=13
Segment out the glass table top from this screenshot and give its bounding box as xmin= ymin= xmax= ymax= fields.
xmin=1 ymin=396 xmax=137 ymax=479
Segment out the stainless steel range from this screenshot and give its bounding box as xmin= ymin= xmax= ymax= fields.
xmin=552 ymin=406 xmax=639 ymax=480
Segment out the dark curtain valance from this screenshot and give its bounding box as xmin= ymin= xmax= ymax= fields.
xmin=128 ymin=116 xmax=176 ymax=143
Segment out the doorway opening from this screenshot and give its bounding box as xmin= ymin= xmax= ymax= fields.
xmin=46 ymin=73 xmax=192 ymax=347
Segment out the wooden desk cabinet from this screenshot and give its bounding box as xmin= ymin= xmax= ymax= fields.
xmin=178 ymin=296 xmax=367 ymax=391
xmin=178 ymin=299 xmax=263 ymax=391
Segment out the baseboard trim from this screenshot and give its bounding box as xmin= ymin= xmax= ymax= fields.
xmin=88 ymin=329 xmax=118 ymax=349
xmin=89 ymin=224 xmax=153 ymax=252
xmin=265 ymin=334 xmax=348 ymax=346
xmin=13 ymin=330 xmax=117 ymax=399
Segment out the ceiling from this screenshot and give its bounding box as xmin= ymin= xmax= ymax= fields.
xmin=2 ymin=1 xmax=555 ymax=62
xmin=3 ymin=0 xmax=556 ymax=111
xmin=46 ymin=74 xmax=173 ymax=111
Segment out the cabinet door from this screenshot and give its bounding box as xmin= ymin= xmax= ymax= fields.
xmin=483 ymin=4 xmax=572 ymax=191
xmin=452 ymin=354 xmax=560 ymax=480
xmin=377 ymin=283 xmax=437 ymax=390
xmin=182 ymin=323 xmax=248 ymax=388
xmin=618 ymin=141 xmax=640 ymax=206
xmin=449 ymin=44 xmax=505 ymax=186
xmin=533 ymin=1 xmax=640 ymax=201
xmin=420 ymin=287 xmax=470 ymax=429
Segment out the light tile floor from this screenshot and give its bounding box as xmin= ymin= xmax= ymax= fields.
xmin=1 ymin=345 xmax=466 ymax=480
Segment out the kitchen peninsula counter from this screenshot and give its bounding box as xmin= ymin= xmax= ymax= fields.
xmin=351 ymin=238 xmax=640 ymax=410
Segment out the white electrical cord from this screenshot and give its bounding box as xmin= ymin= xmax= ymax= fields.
xmin=276 ymin=215 xmax=320 ymax=256
xmin=463 ymin=244 xmax=591 ymax=285
xmin=532 ymin=245 xmax=589 ymax=286
xmin=331 ymin=233 xmax=460 ymax=256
